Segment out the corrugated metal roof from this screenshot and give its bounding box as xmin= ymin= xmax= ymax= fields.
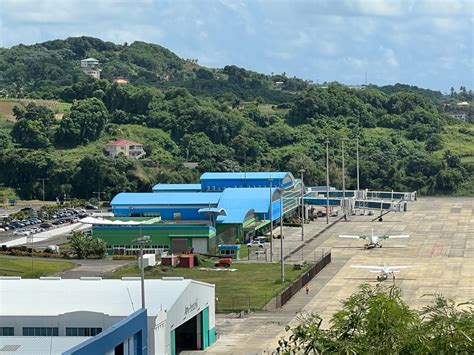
xmin=0 ymin=278 xmax=212 ymax=317
xmin=152 ymin=183 xmax=202 ymax=191
xmin=111 ymin=192 xmax=221 ymax=206
xmin=217 ymin=188 xmax=276 ymax=223
xmin=0 ymin=337 xmax=89 ymax=354
xmin=200 ymin=172 xmax=290 ymax=180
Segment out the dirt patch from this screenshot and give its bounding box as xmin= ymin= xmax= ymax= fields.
xmin=0 ymin=99 xmax=70 ymax=122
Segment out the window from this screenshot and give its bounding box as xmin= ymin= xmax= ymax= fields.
xmin=173 ymin=212 xmax=181 ymax=220
xmin=66 ymin=327 xmax=102 ymax=336
xmin=22 ymin=327 xmax=58 ymax=336
xmin=0 ymin=327 xmax=14 ymax=336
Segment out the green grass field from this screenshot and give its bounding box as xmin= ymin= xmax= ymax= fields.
xmin=107 ymin=258 xmax=310 ymax=312
xmin=0 ymin=256 xmax=76 ymax=278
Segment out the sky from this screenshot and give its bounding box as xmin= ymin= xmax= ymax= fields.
xmin=0 ymin=0 xmax=473 ymax=92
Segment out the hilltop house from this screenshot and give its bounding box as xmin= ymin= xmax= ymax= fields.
xmin=105 ymin=140 xmax=146 ymax=160
xmin=80 ymin=57 xmax=101 ymax=79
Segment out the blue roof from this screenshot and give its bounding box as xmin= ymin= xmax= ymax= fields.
xmin=111 ymin=192 xmax=221 ymax=206
xmin=152 ymin=183 xmax=202 ymax=192
xmin=217 ymin=245 xmax=241 ymax=250
xmin=200 ymin=172 xmax=290 ymax=180
xmin=216 ymin=188 xmax=277 ymax=223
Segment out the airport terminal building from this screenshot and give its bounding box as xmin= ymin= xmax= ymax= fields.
xmin=0 ymin=277 xmax=216 ymax=354
xmin=95 ymin=172 xmax=303 ymax=255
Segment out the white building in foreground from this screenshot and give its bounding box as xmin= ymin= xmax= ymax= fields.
xmin=0 ymin=277 xmax=216 ymax=354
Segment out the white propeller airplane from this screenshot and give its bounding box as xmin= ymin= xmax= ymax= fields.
xmin=339 ymin=228 xmax=409 ymax=249
xmin=351 ymin=264 xmax=414 ymax=281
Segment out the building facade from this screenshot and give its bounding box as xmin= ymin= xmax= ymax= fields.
xmin=80 ymin=57 xmax=101 ymax=79
xmin=0 ymin=277 xmax=216 ymax=354
xmin=105 ymin=140 xmax=146 ymax=160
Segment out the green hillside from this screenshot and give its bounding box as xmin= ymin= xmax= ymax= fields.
xmin=0 ymin=37 xmax=473 ymax=200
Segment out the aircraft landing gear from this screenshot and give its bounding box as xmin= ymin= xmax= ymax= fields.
xmin=377 ymin=274 xmax=388 ymax=282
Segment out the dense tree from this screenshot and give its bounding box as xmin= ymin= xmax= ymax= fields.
xmin=11 ymin=118 xmax=51 ymax=148
xmin=68 ymin=231 xmax=106 ymax=259
xmin=277 ymin=284 xmax=474 ymax=354
xmin=55 ymin=98 xmax=108 ymax=147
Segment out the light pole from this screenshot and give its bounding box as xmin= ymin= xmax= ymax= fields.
xmin=38 ymin=178 xmax=48 ymax=203
xmin=279 ymin=191 xmax=284 ymax=282
xmin=268 ymin=177 xmax=273 ymax=262
xmin=93 ymin=190 xmax=102 ymax=206
xmin=276 ymin=184 xmax=293 ymax=282
xmin=325 ymin=140 xmax=330 ymax=225
xmin=356 ymin=138 xmax=360 ymax=193
xmin=341 ymin=139 xmax=347 ymax=220
xmin=299 ymin=169 xmax=305 ymax=241
xmin=133 ymin=235 xmax=150 ymax=309
xmin=29 ymin=232 xmax=33 ymax=273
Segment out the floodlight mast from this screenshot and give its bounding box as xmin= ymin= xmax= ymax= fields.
xmin=133 ymin=235 xmax=150 ymax=309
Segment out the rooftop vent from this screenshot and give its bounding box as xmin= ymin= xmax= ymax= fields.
xmin=121 ymin=277 xmax=141 ymax=281
xmin=80 ymin=277 xmax=102 ymax=281
xmin=0 ymin=276 xmax=21 ymax=280
xmin=162 ymin=277 xmax=184 ymax=281
xmin=40 ymin=277 xmax=61 ymax=280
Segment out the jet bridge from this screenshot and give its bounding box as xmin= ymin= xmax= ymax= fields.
xmin=303 ymin=191 xmax=408 ymax=213
xmin=314 ymin=189 xmax=416 ymax=202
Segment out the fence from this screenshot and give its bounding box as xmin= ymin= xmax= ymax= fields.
xmin=276 ymin=251 xmax=331 ymax=308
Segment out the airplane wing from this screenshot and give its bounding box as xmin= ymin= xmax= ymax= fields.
xmin=386 ymin=265 xmax=414 ymax=270
xmin=379 ymin=234 xmax=410 ymax=240
xmin=339 ymin=235 xmax=367 ymax=240
xmin=351 ymin=265 xmax=383 ymax=270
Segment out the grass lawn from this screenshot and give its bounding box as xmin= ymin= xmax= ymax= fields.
xmin=107 ymin=258 xmax=311 ymax=312
xmin=0 ymin=256 xmax=76 ymax=278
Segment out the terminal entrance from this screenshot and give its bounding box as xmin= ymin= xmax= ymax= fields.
xmin=175 ymin=312 xmax=202 ymax=353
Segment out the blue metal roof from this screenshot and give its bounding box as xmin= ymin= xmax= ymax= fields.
xmin=152 ymin=183 xmax=202 ymax=192
xmin=200 ymin=172 xmax=290 ymax=180
xmin=216 ymin=188 xmax=277 ymax=223
xmin=217 ymin=244 xmax=241 ymax=250
xmin=111 ymin=192 xmax=221 ymax=206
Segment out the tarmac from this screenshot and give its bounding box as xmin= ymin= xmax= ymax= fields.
xmin=204 ymin=196 xmax=474 ymax=354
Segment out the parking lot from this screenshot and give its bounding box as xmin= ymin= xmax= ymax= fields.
xmin=0 ymin=206 xmax=98 ymax=247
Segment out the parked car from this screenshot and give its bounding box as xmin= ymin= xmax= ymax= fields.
xmin=85 ymin=205 xmax=98 ymax=210
xmin=247 ymin=240 xmax=265 ymax=248
xmin=40 ymin=223 xmax=52 ymax=229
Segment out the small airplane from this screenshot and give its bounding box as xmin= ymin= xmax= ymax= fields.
xmin=351 ymin=264 xmax=414 ymax=281
xmin=339 ymin=228 xmax=409 ymax=249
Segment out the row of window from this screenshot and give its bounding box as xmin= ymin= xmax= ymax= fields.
xmin=23 ymin=327 xmax=58 ymax=336
xmin=0 ymin=327 xmax=103 ymax=337
xmin=0 ymin=327 xmax=13 ymax=336
xmin=107 ymin=245 xmax=169 ymax=249
xmin=66 ymin=327 xmax=102 ymax=336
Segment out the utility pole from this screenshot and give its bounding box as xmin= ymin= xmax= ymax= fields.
xmin=268 ymin=177 xmax=273 ymax=262
xmin=325 ymin=141 xmax=330 ymax=225
xmin=342 ymin=139 xmax=346 ymax=220
xmin=356 ymin=138 xmax=360 ymax=192
xmin=279 ymin=191 xmax=284 ymax=282
xmin=37 ymin=178 xmax=49 ymax=203
xmin=93 ymin=189 xmax=102 ymax=206
xmin=299 ymin=169 xmax=305 ymax=241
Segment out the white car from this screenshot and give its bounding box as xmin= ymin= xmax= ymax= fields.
xmin=0 ymin=227 xmax=5 ymax=232
xmin=247 ymin=240 xmax=265 ymax=248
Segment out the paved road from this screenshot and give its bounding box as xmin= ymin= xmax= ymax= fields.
xmin=55 ymin=258 xmax=135 ymax=279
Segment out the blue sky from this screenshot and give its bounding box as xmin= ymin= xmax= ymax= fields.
xmin=0 ymin=0 xmax=472 ymax=92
